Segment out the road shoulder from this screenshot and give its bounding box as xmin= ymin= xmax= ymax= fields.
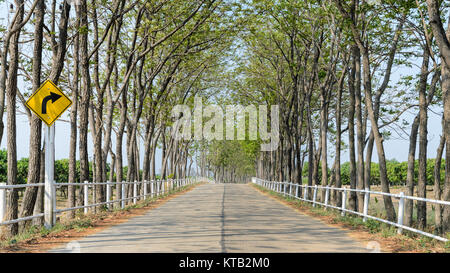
xmin=0 ymin=184 xmax=200 ymax=253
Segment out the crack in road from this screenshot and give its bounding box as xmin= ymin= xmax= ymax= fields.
xmin=220 ymin=183 xmax=227 ymax=253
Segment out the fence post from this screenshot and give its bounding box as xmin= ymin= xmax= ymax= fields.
xmin=296 ymin=184 xmax=299 ymax=198
xmin=151 ymin=181 xmax=154 ymax=197
xmin=324 ymin=187 xmax=330 ymax=209
xmin=84 ymin=183 xmax=89 ymax=214
xmin=0 ymin=183 xmax=6 ymax=222
xmin=149 ymin=181 xmax=153 ymax=198
xmin=121 ymin=182 xmax=125 ymax=209
xmin=312 ymin=185 xmax=318 ymax=207
xmin=133 ymin=181 xmax=138 ymax=204
xmin=397 ymin=192 xmax=405 ymax=234
xmin=341 ymin=188 xmax=347 ymax=216
xmin=363 ymin=188 xmax=370 ymax=222
xmin=106 ymin=182 xmax=111 ymax=210
xmin=157 ymin=180 xmax=160 ymax=196
xmin=92 ymin=184 xmax=96 ymax=212
xmin=304 ymin=186 xmax=308 ymax=201
xmin=283 ymin=182 xmax=286 ymax=196
xmin=144 ymin=180 xmax=148 ymax=200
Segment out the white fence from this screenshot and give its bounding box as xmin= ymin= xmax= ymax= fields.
xmin=252 ymin=177 xmax=450 ymax=242
xmin=0 ymin=177 xmax=204 ymax=229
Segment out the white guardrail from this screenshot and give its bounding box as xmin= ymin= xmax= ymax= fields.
xmin=252 ymin=177 xmax=450 ymax=242
xmin=0 ymin=177 xmax=207 ymax=228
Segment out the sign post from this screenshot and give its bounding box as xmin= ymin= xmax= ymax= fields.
xmin=26 ymin=80 xmax=72 ymax=229
xmin=44 ymin=125 xmax=55 ymax=228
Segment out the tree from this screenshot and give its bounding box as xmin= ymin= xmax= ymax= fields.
xmin=425 ymin=0 xmax=450 ymax=233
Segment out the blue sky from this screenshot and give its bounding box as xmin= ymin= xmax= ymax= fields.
xmin=0 ymin=1 xmax=445 ymax=174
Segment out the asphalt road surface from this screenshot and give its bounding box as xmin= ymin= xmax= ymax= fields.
xmin=49 ymin=183 xmax=368 ymax=253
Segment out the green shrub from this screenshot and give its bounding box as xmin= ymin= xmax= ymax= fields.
xmin=364 ymin=219 xmax=381 ymax=233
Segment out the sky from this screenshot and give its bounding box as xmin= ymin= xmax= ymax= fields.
xmin=0 ymin=0 xmax=445 ymax=176
xmin=0 ymin=1 xmax=168 ymax=174
xmin=338 ymin=60 xmax=444 ymax=163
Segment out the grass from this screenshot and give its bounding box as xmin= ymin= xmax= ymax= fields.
xmin=0 ymin=183 xmax=200 ymax=250
xmin=0 ymin=217 xmax=95 ymax=248
xmin=252 ymin=184 xmax=449 ymax=253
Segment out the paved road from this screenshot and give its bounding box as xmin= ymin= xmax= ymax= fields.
xmin=50 ymin=184 xmax=367 ymax=253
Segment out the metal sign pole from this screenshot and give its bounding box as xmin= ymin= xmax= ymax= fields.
xmin=44 ymin=124 xmax=55 ymax=229
xmin=25 ymin=80 xmax=70 ymax=229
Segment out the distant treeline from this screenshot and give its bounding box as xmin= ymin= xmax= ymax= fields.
xmin=302 ymin=159 xmax=445 ymax=186
xmin=0 ymin=150 xmax=163 ymax=184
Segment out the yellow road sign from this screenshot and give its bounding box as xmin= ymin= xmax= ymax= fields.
xmin=25 ymin=80 xmax=72 ymax=126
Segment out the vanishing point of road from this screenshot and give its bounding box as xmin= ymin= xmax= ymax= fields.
xmin=50 ymin=183 xmax=368 ymax=253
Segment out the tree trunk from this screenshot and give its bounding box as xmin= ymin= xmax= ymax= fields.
xmin=19 ymin=0 xmax=44 ymax=231
xmin=425 ymin=0 xmax=450 ymax=234
xmin=354 ymin=45 xmax=364 ymax=213
xmin=79 ymin=0 xmax=91 ymax=188
xmin=440 ymin=61 xmax=450 ymax=232
xmin=434 ymin=133 xmax=445 ymax=235
xmin=115 ymin=89 xmax=127 ymax=206
xmin=417 ymin=47 xmax=430 ymax=230
xmin=2 ymin=0 xmax=24 ymax=237
xmin=320 ymin=93 xmax=328 ymax=201
xmin=334 ymin=65 xmax=344 ymax=206
xmin=307 ymin=95 xmax=314 ymax=199
xmin=68 ymin=5 xmax=80 ymax=218
xmin=347 ymin=49 xmax=357 ymax=209
xmin=405 ymin=116 xmax=419 ymax=227
xmin=361 ymin=49 xmax=396 ymax=222
xmin=32 ymin=145 xmax=45 ymax=226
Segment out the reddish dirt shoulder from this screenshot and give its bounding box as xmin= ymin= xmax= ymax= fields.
xmin=250 ymin=184 xmax=447 ymax=253
xmin=0 ymin=185 xmax=199 ymax=253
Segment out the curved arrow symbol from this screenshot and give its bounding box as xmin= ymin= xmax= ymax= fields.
xmin=42 ymin=92 xmax=62 ymax=114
